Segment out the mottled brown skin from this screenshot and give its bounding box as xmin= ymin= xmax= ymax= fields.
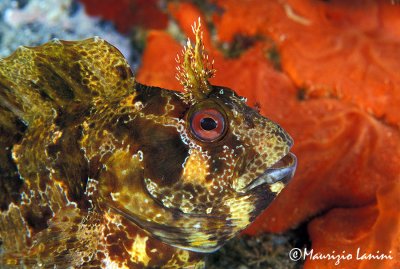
xmin=0 ymin=24 xmax=296 ymax=269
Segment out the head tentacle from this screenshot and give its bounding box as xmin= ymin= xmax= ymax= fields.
xmin=176 ymin=18 xmax=216 ymax=104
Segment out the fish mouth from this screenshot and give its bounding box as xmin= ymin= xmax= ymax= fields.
xmin=244 ymin=152 xmax=297 ymax=191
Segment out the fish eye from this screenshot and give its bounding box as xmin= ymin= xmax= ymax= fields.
xmin=190 ymin=108 xmax=226 ymax=142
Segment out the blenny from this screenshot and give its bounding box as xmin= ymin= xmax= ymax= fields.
xmin=0 ymin=21 xmax=296 ymax=268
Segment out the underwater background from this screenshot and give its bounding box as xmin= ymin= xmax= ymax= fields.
xmin=0 ymin=0 xmax=399 ymax=268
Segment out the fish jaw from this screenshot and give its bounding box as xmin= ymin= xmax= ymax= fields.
xmin=244 ymin=152 xmax=297 ymax=193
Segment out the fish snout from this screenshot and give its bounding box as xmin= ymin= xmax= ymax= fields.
xmin=244 ymin=152 xmax=297 ymax=191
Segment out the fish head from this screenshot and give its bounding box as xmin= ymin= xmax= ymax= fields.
xmin=141 ymin=84 xmax=296 ymax=228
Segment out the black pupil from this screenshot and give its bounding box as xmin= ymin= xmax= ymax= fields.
xmin=200 ymin=117 xmax=217 ymax=131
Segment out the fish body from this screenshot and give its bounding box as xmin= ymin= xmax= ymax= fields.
xmin=0 ymin=23 xmax=296 ymax=268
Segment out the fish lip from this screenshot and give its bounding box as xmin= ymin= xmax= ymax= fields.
xmin=244 ymin=152 xmax=297 ymax=192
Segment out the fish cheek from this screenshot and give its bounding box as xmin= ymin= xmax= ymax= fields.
xmin=206 ymin=132 xmax=247 ymax=186
xmin=139 ymin=118 xmax=189 ymax=186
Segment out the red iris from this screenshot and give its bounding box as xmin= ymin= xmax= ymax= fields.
xmin=190 ymin=108 xmax=226 ymax=142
